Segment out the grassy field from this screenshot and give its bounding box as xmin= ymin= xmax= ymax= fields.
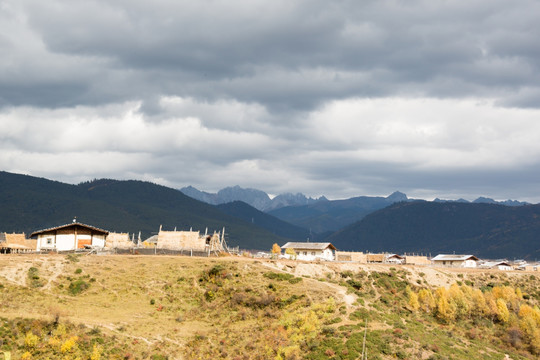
xmin=0 ymin=254 xmax=538 ymax=359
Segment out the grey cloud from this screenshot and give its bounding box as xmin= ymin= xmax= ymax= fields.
xmin=0 ymin=0 xmax=534 ymax=113
xmin=3 ymin=0 xmax=540 ymax=203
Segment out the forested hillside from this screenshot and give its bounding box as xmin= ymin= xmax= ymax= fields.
xmin=216 ymin=201 xmax=311 ymax=241
xmin=327 ymin=201 xmax=540 ymax=260
xmin=0 ymin=171 xmax=289 ymax=249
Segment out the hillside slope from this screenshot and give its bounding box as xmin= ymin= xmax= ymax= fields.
xmin=0 ymin=254 xmax=538 ymax=359
xmin=217 ymin=201 xmax=311 ymax=241
xmin=327 ymin=201 xmax=540 ymax=260
xmin=268 ymin=191 xmax=408 ymax=233
xmin=0 ymin=171 xmax=288 ymax=249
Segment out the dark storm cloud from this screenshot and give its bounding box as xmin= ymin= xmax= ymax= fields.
xmin=0 ymin=0 xmax=535 ymax=112
xmin=2 ymin=0 xmax=540 ymax=202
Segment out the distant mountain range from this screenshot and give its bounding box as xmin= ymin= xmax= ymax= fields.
xmin=181 ymin=186 xmax=529 ymax=234
xmin=180 ymin=185 xmax=327 ymax=211
xmin=182 ymin=185 xmax=530 ymax=210
xmin=2 ymin=170 xmax=538 ymax=259
xmin=268 ymin=191 xmax=408 ymax=233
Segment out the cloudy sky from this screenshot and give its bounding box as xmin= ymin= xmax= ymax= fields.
xmin=1 ymin=0 xmax=540 ymax=202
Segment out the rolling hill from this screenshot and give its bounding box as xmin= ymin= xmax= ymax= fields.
xmin=216 ymin=201 xmax=312 ymax=241
xmin=0 ymin=171 xmax=290 ymax=250
xmin=268 ymin=191 xmax=408 ymax=233
xmin=327 ymin=201 xmax=540 ymax=260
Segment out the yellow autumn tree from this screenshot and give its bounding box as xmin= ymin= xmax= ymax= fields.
xmin=406 ymin=287 xmax=420 ymax=311
xmin=496 ymin=298 xmax=510 ymax=323
xmin=471 ymin=288 xmax=488 ymax=318
xmin=448 ymin=283 xmax=471 ymax=319
xmin=271 ymin=243 xmax=281 ymax=259
xmin=285 ymin=247 xmax=297 ymax=260
xmin=418 ymin=288 xmax=436 ymax=313
xmin=435 ymin=287 xmax=456 ymax=323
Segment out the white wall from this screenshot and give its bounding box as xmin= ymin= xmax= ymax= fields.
xmin=285 ymin=248 xmax=334 ymax=261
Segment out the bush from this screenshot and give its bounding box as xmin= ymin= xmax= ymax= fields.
xmin=68 ymin=279 xmax=90 ymax=295
xmin=347 ymin=279 xmax=363 ymax=290
xmin=27 ymin=267 xmax=44 ymax=288
xmin=66 ymin=254 xmax=80 ymax=263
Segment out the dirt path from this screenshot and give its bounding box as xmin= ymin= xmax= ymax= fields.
xmin=261 ymin=261 xmax=357 ymax=311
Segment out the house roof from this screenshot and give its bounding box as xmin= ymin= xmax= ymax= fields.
xmin=31 ymin=222 xmax=109 ymax=237
xmin=0 ymin=243 xmax=31 ymax=250
xmin=479 ymin=261 xmax=512 ymax=268
xmin=431 ymin=254 xmax=479 ymax=261
xmin=281 ymin=242 xmax=337 ymax=251
xmin=386 ymin=254 xmax=405 ymax=259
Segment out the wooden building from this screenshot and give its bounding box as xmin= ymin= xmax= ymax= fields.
xmin=403 ymin=255 xmax=431 ymax=265
xmin=31 ymin=222 xmax=109 ymax=252
xmin=335 ymin=251 xmax=367 ymax=262
xmin=0 ymin=233 xmax=37 ymax=253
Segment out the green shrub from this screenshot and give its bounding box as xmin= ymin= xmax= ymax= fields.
xmin=27 ymin=267 xmax=44 ymax=288
xmin=347 ymin=279 xmax=363 ymax=290
xmin=288 ymin=277 xmax=302 ymax=284
xmin=68 ymin=279 xmax=90 ymax=295
xmin=66 ymin=254 xmax=80 ymax=263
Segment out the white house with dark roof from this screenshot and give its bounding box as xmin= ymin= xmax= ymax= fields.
xmin=479 ymin=261 xmax=513 ymax=271
xmin=31 ymin=221 xmax=109 ymax=252
xmin=431 ymin=254 xmax=479 ymax=268
xmin=281 ymin=242 xmax=337 ymax=261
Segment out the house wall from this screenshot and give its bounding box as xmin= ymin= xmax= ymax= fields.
xmin=367 ymin=254 xmax=385 ymax=263
xmin=37 ymin=233 xmax=73 ymax=251
xmin=37 ymin=229 xmax=106 ymax=251
xmin=157 ymin=230 xmax=206 ymax=251
xmin=4 ymin=233 xmax=37 ymax=251
xmin=105 ymin=233 xmax=133 ymax=249
xmin=404 ymin=256 xmax=431 ymax=265
xmin=287 ymin=248 xmax=334 ymax=261
xmin=433 ymin=259 xmax=477 ymax=268
xmin=335 ymin=251 xmax=366 ymax=262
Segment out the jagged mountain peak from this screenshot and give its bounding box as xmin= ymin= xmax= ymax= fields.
xmin=386 ymin=191 xmax=408 ymax=202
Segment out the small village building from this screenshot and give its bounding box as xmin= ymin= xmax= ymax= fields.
xmin=335 ymin=251 xmax=366 ymax=263
xmin=281 ymin=242 xmax=337 ymax=261
xmin=0 ymin=233 xmax=37 ymax=253
xmin=366 ymin=253 xmax=386 ymax=263
xmin=403 ymin=255 xmax=431 ymax=265
xmin=105 ymin=232 xmax=135 ymax=250
xmin=431 ymin=254 xmax=479 ymax=268
xmin=517 ymin=263 xmax=539 ymax=272
xmin=385 ymin=254 xmax=405 ymax=264
xmin=142 ymin=227 xmax=226 ymax=253
xmin=31 ymin=222 xmax=109 ymax=252
xmin=479 ymin=261 xmax=513 ymax=271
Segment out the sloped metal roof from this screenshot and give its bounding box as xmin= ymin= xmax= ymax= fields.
xmin=431 ymin=254 xmax=479 ymax=261
xmin=281 ymin=242 xmax=337 ymax=250
xmin=31 ymin=222 xmax=109 ymax=237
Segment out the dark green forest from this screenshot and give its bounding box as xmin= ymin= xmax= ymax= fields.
xmin=328 ymin=201 xmax=540 ymax=260
xmin=0 ymin=171 xmax=289 ymax=250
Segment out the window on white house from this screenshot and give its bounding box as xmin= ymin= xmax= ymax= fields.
xmin=303 ymin=251 xmax=307 ymax=256
xmin=311 ymin=252 xmax=315 ymax=256
xmin=46 ymin=238 xmax=52 ymax=245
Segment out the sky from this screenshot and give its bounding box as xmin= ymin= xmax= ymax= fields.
xmin=1 ymin=0 xmax=540 ymax=202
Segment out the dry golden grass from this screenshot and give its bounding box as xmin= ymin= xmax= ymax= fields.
xmin=0 ymin=254 xmax=538 ymax=360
